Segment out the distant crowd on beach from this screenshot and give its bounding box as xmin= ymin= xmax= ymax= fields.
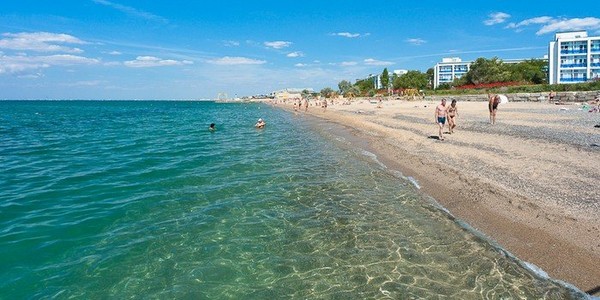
xmin=212 ymin=92 xmax=600 ymax=135
xmin=268 ymin=94 xmax=509 ymax=141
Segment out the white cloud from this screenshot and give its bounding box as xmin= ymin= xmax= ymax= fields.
xmin=537 ymin=17 xmax=600 ymax=35
xmin=0 ymin=53 xmax=99 ymax=74
xmin=264 ymin=41 xmax=292 ymax=49
xmin=364 ymin=58 xmax=394 ymax=66
xmin=223 ymin=40 xmax=240 ymax=47
xmin=92 ymin=0 xmax=168 ymax=23
xmin=124 ymin=56 xmax=194 ymax=68
xmin=504 ymin=16 xmax=600 ymax=35
xmin=287 ymin=51 xmax=304 ymax=58
xmin=67 ymin=80 xmax=104 ymax=87
xmin=331 ymin=32 xmax=371 ymax=38
xmin=294 ymin=63 xmax=307 ymax=67
xmin=340 ymin=61 xmax=358 ymax=66
xmin=0 ymin=32 xmax=86 ymax=53
xmin=406 ymin=38 xmax=426 ymax=45
xmin=484 ymin=12 xmax=511 ymax=25
xmin=108 ymin=51 xmax=122 ymax=55
xmin=17 ymin=73 xmax=43 ymax=79
xmin=207 ymin=56 xmax=266 ymax=65
xmin=506 ymin=16 xmax=554 ymax=29
xmin=334 ymin=32 xmax=360 ymax=38
xmin=38 ymin=54 xmax=100 ymax=65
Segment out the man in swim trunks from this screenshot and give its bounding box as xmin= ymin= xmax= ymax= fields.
xmin=434 ymin=98 xmax=447 ymax=140
xmin=488 ymin=93 xmax=500 ymax=125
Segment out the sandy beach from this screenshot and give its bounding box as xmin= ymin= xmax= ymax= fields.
xmin=278 ymin=98 xmax=600 ymax=295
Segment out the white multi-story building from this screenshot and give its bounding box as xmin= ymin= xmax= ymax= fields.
xmin=549 ymin=31 xmax=600 ymax=84
xmin=366 ymin=74 xmax=383 ymax=89
xmin=433 ymin=57 xmax=470 ymax=89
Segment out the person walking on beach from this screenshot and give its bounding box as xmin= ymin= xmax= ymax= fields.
xmin=488 ymin=93 xmax=500 ymax=125
xmin=549 ymin=90 xmax=556 ymax=102
xmin=302 ymin=98 xmax=308 ymax=112
xmin=434 ymin=98 xmax=447 ymax=141
xmin=447 ymin=99 xmax=458 ymax=134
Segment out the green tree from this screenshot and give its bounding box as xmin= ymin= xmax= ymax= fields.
xmin=343 ymin=85 xmax=360 ymax=98
xmin=301 ymin=89 xmax=312 ymax=99
xmin=381 ymin=68 xmax=390 ymax=90
xmin=354 ymin=78 xmax=375 ymax=96
xmin=426 ymin=68 xmax=435 ymax=88
xmin=393 ymin=70 xmax=428 ymax=90
xmin=320 ymin=87 xmax=334 ymax=98
xmin=338 ymin=80 xmax=352 ymax=95
xmin=464 ymin=57 xmax=509 ymax=84
xmin=508 ymin=59 xmax=547 ymax=84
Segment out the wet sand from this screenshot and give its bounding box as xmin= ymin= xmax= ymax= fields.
xmin=279 ymin=99 xmax=600 ymax=295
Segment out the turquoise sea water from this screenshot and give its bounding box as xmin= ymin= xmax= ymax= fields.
xmin=0 ymin=101 xmax=587 ymax=299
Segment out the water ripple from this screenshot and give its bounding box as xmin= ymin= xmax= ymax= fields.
xmin=0 ymin=101 xmax=587 ymax=299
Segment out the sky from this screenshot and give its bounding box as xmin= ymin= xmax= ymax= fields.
xmin=1 ymin=1 xmax=599 ymax=100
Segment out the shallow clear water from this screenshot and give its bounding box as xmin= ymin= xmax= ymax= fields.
xmin=0 ymin=101 xmax=586 ymax=299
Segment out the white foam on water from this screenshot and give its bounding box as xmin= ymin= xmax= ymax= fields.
xmin=390 ymin=170 xmax=421 ymax=190
xmin=523 ymin=261 xmax=549 ymax=279
xmin=360 ymin=150 xmax=386 ymax=169
xmin=407 ymin=176 xmax=421 ymax=189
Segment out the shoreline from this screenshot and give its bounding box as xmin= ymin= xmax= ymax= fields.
xmin=274 ymin=99 xmax=600 ymax=295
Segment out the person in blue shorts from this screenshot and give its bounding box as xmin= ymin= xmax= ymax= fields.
xmin=434 ymin=98 xmax=447 ymax=141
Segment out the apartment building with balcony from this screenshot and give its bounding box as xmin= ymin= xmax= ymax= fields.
xmin=549 ymin=31 xmax=600 ymax=84
xmin=433 ymin=57 xmax=470 ymax=89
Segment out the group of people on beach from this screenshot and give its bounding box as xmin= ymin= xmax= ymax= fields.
xmin=292 ymin=98 xmax=310 ymax=112
xmin=434 ymin=93 xmax=502 ymax=140
xmin=434 ymin=98 xmax=459 ymax=141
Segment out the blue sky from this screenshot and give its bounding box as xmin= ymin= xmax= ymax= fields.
xmin=1 ymin=1 xmax=599 ymax=100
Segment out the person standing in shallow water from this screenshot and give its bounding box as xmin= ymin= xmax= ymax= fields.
xmin=209 ymin=123 xmax=216 ymax=131
xmin=434 ymin=98 xmax=447 ymax=141
xmin=447 ymin=99 xmax=458 ymax=134
xmin=488 ymin=93 xmax=500 ymax=125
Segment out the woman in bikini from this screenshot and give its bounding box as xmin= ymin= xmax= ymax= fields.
xmin=447 ymin=99 xmax=458 ymax=134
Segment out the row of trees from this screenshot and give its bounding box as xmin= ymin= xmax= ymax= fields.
xmin=330 ymin=68 xmax=431 ymax=98
xmin=319 ymin=57 xmax=548 ymax=98
xmin=462 ymin=58 xmax=546 ymax=85
xmin=439 ymin=58 xmax=547 ymax=89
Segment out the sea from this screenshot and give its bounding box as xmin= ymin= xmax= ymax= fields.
xmin=0 ymin=100 xmax=589 ymax=299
